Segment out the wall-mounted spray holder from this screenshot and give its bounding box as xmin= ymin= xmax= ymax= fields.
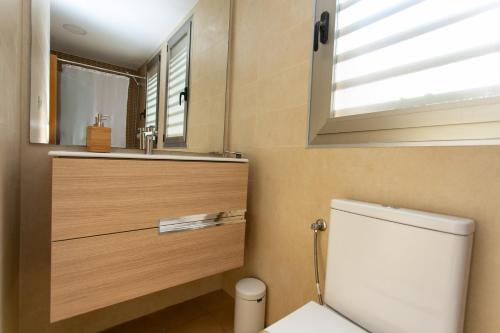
xmin=311 ymin=218 xmax=327 ymax=231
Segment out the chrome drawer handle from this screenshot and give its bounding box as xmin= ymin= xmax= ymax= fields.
xmin=158 ymin=210 xmax=246 ymax=234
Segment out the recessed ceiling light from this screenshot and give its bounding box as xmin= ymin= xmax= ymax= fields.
xmin=62 ymin=24 xmax=87 ymax=36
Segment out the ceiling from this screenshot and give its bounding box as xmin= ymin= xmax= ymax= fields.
xmin=50 ymin=0 xmax=198 ymax=70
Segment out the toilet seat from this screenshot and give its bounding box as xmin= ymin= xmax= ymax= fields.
xmin=265 ymin=302 xmax=367 ymax=333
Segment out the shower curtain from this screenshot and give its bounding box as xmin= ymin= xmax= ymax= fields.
xmin=59 ymin=64 xmax=130 ymax=147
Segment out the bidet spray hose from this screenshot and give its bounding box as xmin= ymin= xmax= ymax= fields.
xmin=314 ymin=230 xmax=324 ymax=305
xmin=311 ymin=219 xmax=327 ymax=305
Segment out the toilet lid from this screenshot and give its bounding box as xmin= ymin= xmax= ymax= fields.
xmin=266 ymin=302 xmax=367 ymax=333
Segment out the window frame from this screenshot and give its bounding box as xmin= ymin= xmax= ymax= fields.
xmin=308 ymin=0 xmax=500 ymax=147
xmin=164 ymin=18 xmax=192 ymax=148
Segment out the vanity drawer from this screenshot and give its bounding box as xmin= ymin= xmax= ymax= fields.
xmin=50 ymin=222 xmax=245 ymax=322
xmin=51 ymin=158 xmax=248 ymax=241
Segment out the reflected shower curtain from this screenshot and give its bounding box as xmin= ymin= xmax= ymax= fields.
xmin=59 ymin=64 xmax=129 ymax=147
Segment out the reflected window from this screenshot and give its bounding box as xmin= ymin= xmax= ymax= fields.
xmin=145 ymin=54 xmax=160 ymax=128
xmin=165 ymin=19 xmax=192 ymax=148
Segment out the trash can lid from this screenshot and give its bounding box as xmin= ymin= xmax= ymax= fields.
xmin=236 ymin=278 xmax=266 ymax=301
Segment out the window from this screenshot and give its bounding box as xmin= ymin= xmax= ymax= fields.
xmin=309 ymin=0 xmax=500 ymax=146
xmin=164 ymin=19 xmax=192 ymax=148
xmin=145 ymin=54 xmax=160 ymax=129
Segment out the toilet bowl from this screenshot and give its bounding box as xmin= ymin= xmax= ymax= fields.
xmin=265 ymin=199 xmax=475 ymax=333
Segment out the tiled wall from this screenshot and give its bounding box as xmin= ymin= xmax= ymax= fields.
xmin=223 ymin=1 xmax=500 ymax=332
xmin=0 ymin=0 xmax=21 ymax=331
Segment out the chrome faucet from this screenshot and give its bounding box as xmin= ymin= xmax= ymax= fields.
xmin=137 ymin=126 xmax=157 ymax=154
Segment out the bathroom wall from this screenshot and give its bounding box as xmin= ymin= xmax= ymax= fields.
xmin=17 ymin=1 xmax=224 ymax=332
xmin=223 ymin=1 xmax=500 ymax=332
xmin=0 ymin=0 xmax=22 ymax=332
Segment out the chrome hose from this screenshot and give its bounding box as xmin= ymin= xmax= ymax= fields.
xmin=311 ymin=219 xmax=327 ymax=305
xmin=313 ymin=230 xmax=324 ymax=305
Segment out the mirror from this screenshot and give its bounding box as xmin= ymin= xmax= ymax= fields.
xmin=30 ymin=0 xmax=230 ymax=154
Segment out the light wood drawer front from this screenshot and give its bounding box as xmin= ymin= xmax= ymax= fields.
xmin=50 ymin=223 xmax=245 ymax=322
xmin=52 ymin=158 xmax=249 ymax=241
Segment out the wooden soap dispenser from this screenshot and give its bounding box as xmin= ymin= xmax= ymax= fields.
xmin=86 ymin=113 xmax=111 ymax=152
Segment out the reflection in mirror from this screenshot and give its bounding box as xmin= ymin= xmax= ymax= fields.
xmin=30 ymin=0 xmax=230 ymax=154
xmin=165 ymin=19 xmax=191 ymax=148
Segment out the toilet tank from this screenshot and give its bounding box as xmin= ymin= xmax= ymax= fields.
xmin=325 ymin=200 xmax=474 ymax=333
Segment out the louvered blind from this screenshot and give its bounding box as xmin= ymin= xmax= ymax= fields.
xmin=145 ymin=71 xmax=158 ymax=128
xmin=332 ymin=0 xmax=500 ymax=117
xmin=166 ymin=34 xmax=189 ymax=139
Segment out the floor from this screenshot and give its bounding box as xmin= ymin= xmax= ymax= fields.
xmin=104 ymin=290 xmax=235 ymax=333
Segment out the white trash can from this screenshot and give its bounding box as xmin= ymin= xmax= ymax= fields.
xmin=234 ymin=278 xmax=266 ymax=333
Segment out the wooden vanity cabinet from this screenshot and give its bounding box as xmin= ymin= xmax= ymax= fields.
xmin=50 ymin=157 xmax=248 ymax=322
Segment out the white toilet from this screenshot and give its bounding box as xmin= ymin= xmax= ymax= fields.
xmin=266 ymin=199 xmax=475 ymax=333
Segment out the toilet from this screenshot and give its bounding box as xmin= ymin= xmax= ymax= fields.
xmin=266 ymin=199 xmax=475 ymax=333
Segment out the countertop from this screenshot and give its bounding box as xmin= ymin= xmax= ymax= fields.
xmin=48 ymin=150 xmax=248 ymax=163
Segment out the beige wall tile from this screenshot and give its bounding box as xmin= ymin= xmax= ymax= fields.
xmin=230 ymin=81 xmax=258 ymax=118
xmin=192 ymin=0 xmax=230 ymax=55
xmin=224 ymin=1 xmax=500 ymax=332
xmin=0 ymin=0 xmax=21 ymax=332
xmin=256 ymin=0 xmax=314 ymax=34
xmin=256 ymin=62 xmax=310 ymax=113
xmin=229 ymin=113 xmax=256 ymax=152
xmin=229 ymin=0 xmax=261 ymax=86
xmin=256 ymin=22 xmax=312 ymax=79
xmin=254 ymin=106 xmax=307 ymax=148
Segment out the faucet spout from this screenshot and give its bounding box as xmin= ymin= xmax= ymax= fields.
xmin=137 ymin=126 xmax=157 ymax=154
